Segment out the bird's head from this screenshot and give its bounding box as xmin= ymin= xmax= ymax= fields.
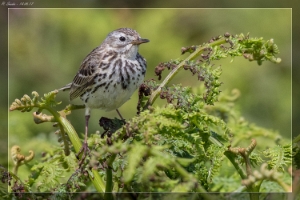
xmin=104 ymin=28 xmax=149 ymax=59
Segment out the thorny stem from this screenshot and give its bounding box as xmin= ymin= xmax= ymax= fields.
xmin=144 ymin=38 xmax=226 ymax=109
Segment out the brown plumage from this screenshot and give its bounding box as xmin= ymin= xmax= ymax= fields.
xmin=60 ymin=28 xmax=149 ymax=163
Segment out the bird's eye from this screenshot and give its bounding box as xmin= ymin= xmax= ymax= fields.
xmin=119 ymin=36 xmax=126 ymax=42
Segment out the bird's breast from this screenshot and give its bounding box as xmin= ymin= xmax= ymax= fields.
xmin=81 ymin=57 xmax=146 ymax=111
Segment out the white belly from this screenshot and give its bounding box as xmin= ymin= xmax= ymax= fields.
xmin=81 ymin=75 xmax=143 ymax=111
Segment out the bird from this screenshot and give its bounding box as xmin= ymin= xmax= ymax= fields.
xmin=60 ymin=28 xmax=149 ymax=161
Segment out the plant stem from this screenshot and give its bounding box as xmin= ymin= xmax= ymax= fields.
xmin=92 ymin=168 xmax=106 ymax=194
xmin=249 ymin=193 xmax=260 ymax=200
xmin=60 ymin=114 xmax=106 ymax=193
xmin=224 ymin=151 xmax=247 ymax=179
xmin=58 ymin=123 xmax=70 ymax=156
xmin=144 ymin=38 xmax=226 ymax=109
xmin=44 ymin=106 xmax=106 ymax=193
xmin=293 ymin=134 xmax=300 ymax=143
xmin=12 ymin=164 xmax=19 ymax=175
xmin=59 ymin=115 xmax=82 ymax=152
xmin=276 ymin=179 xmax=291 ymax=192
xmin=104 ymin=153 xmax=117 ymax=200
xmin=225 ymin=145 xmax=260 ymax=200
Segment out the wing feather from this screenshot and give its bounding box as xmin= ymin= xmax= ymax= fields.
xmin=69 ymin=47 xmax=104 ymax=100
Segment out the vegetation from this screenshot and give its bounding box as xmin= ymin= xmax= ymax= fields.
xmin=4 ymin=32 xmax=296 ymax=200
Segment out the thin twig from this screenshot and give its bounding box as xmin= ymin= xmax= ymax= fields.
xmin=143 ymin=38 xmax=226 ymax=110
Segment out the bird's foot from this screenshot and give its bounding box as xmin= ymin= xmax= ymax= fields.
xmin=76 ymin=141 xmax=91 ymax=168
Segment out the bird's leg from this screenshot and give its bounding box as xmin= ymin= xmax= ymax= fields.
xmin=116 ymin=109 xmax=124 ymax=120
xmin=77 ymin=114 xmax=91 ymax=167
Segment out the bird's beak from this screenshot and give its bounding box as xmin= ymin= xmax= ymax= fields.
xmin=131 ymin=38 xmax=150 ymax=45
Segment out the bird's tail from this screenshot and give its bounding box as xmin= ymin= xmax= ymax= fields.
xmin=58 ymin=83 xmax=72 ymax=91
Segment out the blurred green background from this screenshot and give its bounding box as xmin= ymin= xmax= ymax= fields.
xmin=7 ymin=9 xmax=291 ymax=177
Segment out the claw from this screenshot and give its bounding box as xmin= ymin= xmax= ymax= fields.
xmin=76 ymin=141 xmax=90 ymax=168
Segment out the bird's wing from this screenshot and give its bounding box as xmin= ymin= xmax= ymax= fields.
xmin=69 ymin=47 xmax=103 ymax=100
xmin=58 ymin=82 xmax=72 ymax=91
